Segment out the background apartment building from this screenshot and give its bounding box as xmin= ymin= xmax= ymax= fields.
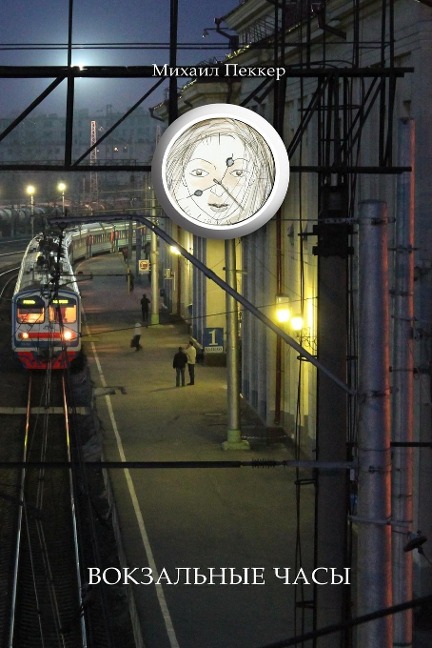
xmin=0 ymin=105 xmax=158 ymax=217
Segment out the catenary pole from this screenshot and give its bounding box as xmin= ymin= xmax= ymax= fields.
xmin=150 ymin=189 xmax=159 ymax=325
xmin=356 ymin=200 xmax=393 ymax=647
xmin=392 ymin=118 xmax=415 ymax=647
xmin=315 ymin=198 xmax=349 ymax=643
xmin=222 ymin=238 xmax=250 ymax=450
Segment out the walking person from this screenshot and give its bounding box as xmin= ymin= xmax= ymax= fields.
xmin=172 ymin=346 xmax=187 ymax=387
xmin=130 ymin=322 xmax=142 ymax=351
xmin=140 ymin=294 xmax=150 ymax=323
xmin=185 ymin=340 xmax=197 ymax=385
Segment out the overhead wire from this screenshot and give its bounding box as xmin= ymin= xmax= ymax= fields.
xmin=52 ymin=229 xmax=115 ymax=644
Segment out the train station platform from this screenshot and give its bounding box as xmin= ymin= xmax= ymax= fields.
xmin=74 ymin=250 xmax=432 ymax=648
xmin=75 ymin=250 xmax=318 ymax=648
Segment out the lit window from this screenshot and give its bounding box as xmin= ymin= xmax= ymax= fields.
xmin=16 ymin=297 xmax=45 ymax=323
xmin=49 ymin=298 xmax=77 ymax=324
xmin=49 ymin=305 xmax=77 ymax=324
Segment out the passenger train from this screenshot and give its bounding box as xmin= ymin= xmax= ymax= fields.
xmin=12 ymin=232 xmax=82 ymax=370
xmin=12 ymin=221 xmax=137 ymax=370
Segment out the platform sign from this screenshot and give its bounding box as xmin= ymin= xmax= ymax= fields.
xmin=138 ymin=259 xmax=150 ymax=273
xmin=203 ymin=327 xmax=224 ymax=353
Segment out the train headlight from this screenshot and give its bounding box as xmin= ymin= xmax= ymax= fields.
xmin=63 ymin=330 xmax=73 ymax=341
xmin=19 ymin=332 xmax=30 ymax=340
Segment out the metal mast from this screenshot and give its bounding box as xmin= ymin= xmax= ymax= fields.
xmin=391 ymin=118 xmax=415 ymax=647
xmin=357 ymin=200 xmax=392 ymax=647
xmin=89 ymin=120 xmax=99 ymax=204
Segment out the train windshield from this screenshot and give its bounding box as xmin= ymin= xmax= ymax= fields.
xmin=16 ymin=296 xmax=45 ymax=323
xmin=48 ymin=297 xmax=77 ymax=324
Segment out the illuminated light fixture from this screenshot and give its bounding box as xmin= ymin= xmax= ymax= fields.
xmin=63 ymin=330 xmax=73 ymax=341
xmin=291 ymin=315 xmax=304 ymax=332
xmin=19 ymin=332 xmax=30 ymax=339
xmin=275 ymin=295 xmax=291 ymax=324
xmin=170 ymin=245 xmax=181 ymax=255
xmin=57 ymin=182 xmax=66 ymax=217
xmin=26 ymin=185 xmax=36 ymax=237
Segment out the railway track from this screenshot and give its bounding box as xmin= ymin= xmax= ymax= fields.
xmin=0 ymin=241 xmax=137 ymax=648
xmin=0 ymin=367 xmax=121 ymax=648
xmin=6 ymin=372 xmax=85 ymax=647
xmin=0 ymin=263 xmax=86 ymax=646
xmin=0 ymin=267 xmax=20 ymax=290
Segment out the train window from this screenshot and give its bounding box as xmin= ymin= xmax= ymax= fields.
xmin=49 ymin=298 xmax=77 ymax=324
xmin=16 ymin=297 xmax=45 ymax=323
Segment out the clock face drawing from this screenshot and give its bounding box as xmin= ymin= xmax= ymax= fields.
xmin=151 ymin=104 xmax=290 ymax=239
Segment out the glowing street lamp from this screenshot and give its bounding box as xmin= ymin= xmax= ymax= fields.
xmin=26 ymin=185 xmax=35 ymax=238
xmin=275 ymin=295 xmax=291 ymax=324
xmin=57 ymin=182 xmax=66 ymax=216
xmin=290 ymin=315 xmax=304 ymax=333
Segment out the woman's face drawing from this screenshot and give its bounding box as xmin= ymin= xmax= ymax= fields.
xmin=182 ymin=134 xmax=252 ymax=223
xmin=153 ymin=107 xmax=289 ymax=239
xmin=166 ymin=119 xmax=275 ymax=227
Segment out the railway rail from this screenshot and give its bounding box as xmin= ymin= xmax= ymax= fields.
xmin=5 ymin=372 xmax=85 ymax=647
xmin=0 ymin=244 xmax=133 ymax=648
xmin=0 ymin=267 xmax=20 ymax=295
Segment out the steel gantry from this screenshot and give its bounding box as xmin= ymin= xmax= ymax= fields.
xmin=0 ymin=0 xmax=412 ymax=174
xmin=0 ymin=1 xmax=422 ymax=647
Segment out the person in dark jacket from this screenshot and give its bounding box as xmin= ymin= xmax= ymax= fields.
xmin=140 ymin=294 xmax=150 ymax=323
xmin=172 ymin=347 xmax=187 ymax=387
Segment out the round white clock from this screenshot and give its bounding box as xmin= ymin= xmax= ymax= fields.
xmin=151 ymin=104 xmax=290 ymax=239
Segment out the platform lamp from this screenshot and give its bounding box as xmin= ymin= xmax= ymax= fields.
xmin=169 ymin=244 xmax=182 ymax=316
xmin=290 ymin=315 xmax=305 ymax=335
xmin=57 ymin=182 xmax=66 ymax=216
xmin=25 ymin=185 xmax=35 ymax=238
xmin=275 ymin=295 xmax=291 ymax=324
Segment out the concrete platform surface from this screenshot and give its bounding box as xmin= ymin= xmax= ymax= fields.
xmin=76 ymin=252 xmax=430 ymax=648
xmin=77 ymin=252 xmax=316 ymax=648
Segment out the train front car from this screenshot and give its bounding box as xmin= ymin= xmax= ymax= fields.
xmin=12 ymin=233 xmax=81 ymax=370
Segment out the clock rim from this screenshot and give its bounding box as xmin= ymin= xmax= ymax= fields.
xmin=152 ymin=104 xmax=289 ymax=239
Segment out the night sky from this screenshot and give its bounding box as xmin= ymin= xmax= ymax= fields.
xmin=0 ymin=0 xmax=240 ymax=116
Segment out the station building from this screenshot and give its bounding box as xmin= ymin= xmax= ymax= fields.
xmin=153 ymin=0 xmax=432 ymax=608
